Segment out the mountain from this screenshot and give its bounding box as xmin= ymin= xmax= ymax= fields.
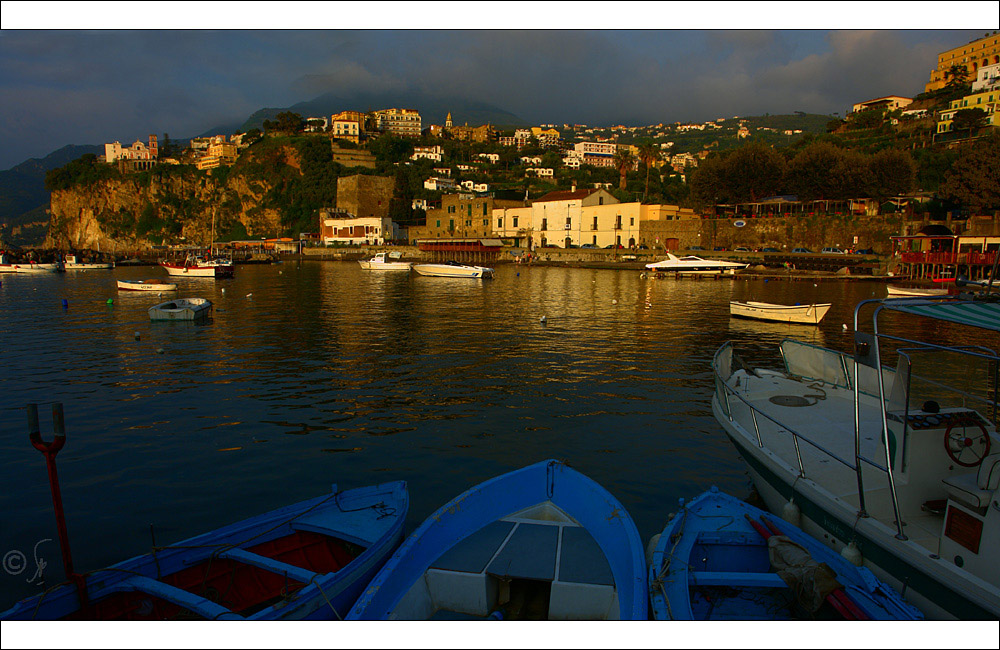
xmin=0 ymin=144 xmax=102 ymax=246
xmin=240 ymin=90 xmax=530 ymax=132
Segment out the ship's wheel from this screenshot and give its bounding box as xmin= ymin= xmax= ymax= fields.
xmin=944 ymin=419 xmax=992 ymax=467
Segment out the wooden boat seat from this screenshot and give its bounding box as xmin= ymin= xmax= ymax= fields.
xmin=690 ymin=571 xmax=787 ymax=588
xmin=217 ymin=547 xmax=318 ymax=584
xmin=487 ymin=523 xmax=558 ymax=581
xmin=112 ymin=576 xmax=243 ymax=620
xmin=431 ymin=521 xmax=515 ymax=574
xmin=558 ymin=526 xmax=613 ymax=586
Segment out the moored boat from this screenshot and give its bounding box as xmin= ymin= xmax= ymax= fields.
xmin=0 ymin=254 xmax=62 ymax=273
xmin=160 ymin=255 xmax=234 ymax=278
xmin=412 ymin=261 xmax=494 ymax=279
xmin=886 ymin=284 xmax=949 ymax=298
xmin=648 ymin=487 xmax=923 ymax=620
xmin=711 ymin=290 xmax=1000 ymax=619
xmin=729 ymin=300 xmax=831 ymax=325
xmin=645 ymin=252 xmax=748 ymax=274
xmin=359 ymin=251 xmax=412 ymax=271
xmin=148 ymin=297 xmax=213 ymax=321
xmin=347 ymin=459 xmax=647 ymax=620
xmin=117 ymin=279 xmax=178 ymax=292
xmin=64 ymin=254 xmax=114 ymax=270
xmin=1 ymin=481 xmax=409 ymax=620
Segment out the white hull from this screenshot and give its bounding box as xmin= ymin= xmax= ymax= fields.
xmin=0 ymin=263 xmax=60 ymax=273
xmin=729 ymin=300 xmax=831 ymax=324
xmin=646 ymin=253 xmax=747 ymax=273
xmin=149 ymin=297 xmax=213 ymax=321
xmin=360 ymin=261 xmax=412 ymax=271
xmin=65 ymin=262 xmax=114 ymax=270
xmin=886 ymin=285 xmax=949 ymax=297
xmin=118 ymin=280 xmax=178 ymax=292
xmin=412 ymin=263 xmax=494 ymax=278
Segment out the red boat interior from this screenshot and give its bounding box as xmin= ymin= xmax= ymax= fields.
xmin=71 ymin=531 xmax=363 ymax=620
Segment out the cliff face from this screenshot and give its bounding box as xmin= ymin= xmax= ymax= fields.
xmin=43 ymin=149 xmax=296 ymax=251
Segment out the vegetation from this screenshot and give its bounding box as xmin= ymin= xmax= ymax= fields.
xmin=938 ymin=132 xmax=1000 ymax=214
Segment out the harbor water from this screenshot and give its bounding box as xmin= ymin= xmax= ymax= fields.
xmin=0 ymin=262 xmax=893 ymax=609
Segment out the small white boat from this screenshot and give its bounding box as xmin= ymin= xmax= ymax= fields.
xmin=886 ymin=285 xmax=949 ymax=298
xmin=645 ymin=252 xmax=748 ymax=274
xmin=117 ymin=279 xmax=178 ymax=292
xmin=0 ymin=254 xmax=61 ymax=273
xmin=148 ymin=297 xmax=213 ymax=321
xmin=359 ymin=252 xmax=412 ymax=271
xmin=412 ymin=261 xmax=494 ymax=278
xmin=730 ymin=300 xmax=831 ymax=325
xmin=64 ymin=254 xmax=114 ymax=270
xmin=161 ymin=255 xmax=234 ymax=278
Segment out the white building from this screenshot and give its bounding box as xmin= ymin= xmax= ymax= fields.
xmin=477 ymin=153 xmax=500 ymax=164
xmin=424 ymin=176 xmax=458 ymax=191
xmin=374 ymin=108 xmax=422 ymax=138
xmin=520 ymin=156 xmax=542 ymax=165
xmin=526 ymin=168 xmax=554 ymax=178
xmin=573 ymin=142 xmax=617 ymax=168
xmin=411 ymin=145 xmax=444 ymax=162
xmin=972 ymin=63 xmax=1000 ymax=92
xmin=319 ymin=211 xmax=397 ymax=246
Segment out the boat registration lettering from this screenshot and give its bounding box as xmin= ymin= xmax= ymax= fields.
xmin=944 ymin=507 xmax=983 ymax=554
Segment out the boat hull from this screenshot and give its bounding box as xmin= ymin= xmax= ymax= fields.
xmin=347 ymin=459 xmax=647 ymax=620
xmin=711 ymin=395 xmax=1000 ymax=620
xmin=0 ymin=482 xmax=408 ymax=620
xmin=412 ymin=263 xmax=493 ymax=278
xmin=148 ymin=298 xmax=213 ymax=321
xmin=117 ymin=280 xmax=178 ymax=292
xmin=648 ymin=488 xmax=923 ymax=620
xmin=359 ymin=261 xmax=412 ymax=271
xmin=729 ymin=301 xmax=831 ymax=325
xmin=0 ymin=262 xmax=60 ymax=273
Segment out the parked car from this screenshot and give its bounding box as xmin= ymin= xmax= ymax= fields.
xmin=821 ymin=247 xmax=847 ymax=254
xmin=713 ymin=246 xmax=727 ymax=251
xmin=760 ymin=247 xmax=780 ymax=253
xmin=580 ymin=243 xmax=598 ymax=249
xmin=733 ymin=247 xmax=751 ymax=252
xmin=637 ymin=244 xmax=649 ymax=250
xmin=855 ymin=248 xmax=875 ymax=255
xmin=604 ymin=244 xmax=624 ymax=249
xmin=688 ymin=245 xmax=706 ymax=251
xmin=791 ymin=247 xmax=813 ymax=254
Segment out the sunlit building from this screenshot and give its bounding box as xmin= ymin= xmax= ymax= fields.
xmin=925 ymin=31 xmax=1000 ymax=93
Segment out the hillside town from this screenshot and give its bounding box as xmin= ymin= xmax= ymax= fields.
xmin=11 ymin=31 xmax=999 ymax=277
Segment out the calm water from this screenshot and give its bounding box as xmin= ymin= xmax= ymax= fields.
xmin=0 ymin=261 xmax=886 ymax=609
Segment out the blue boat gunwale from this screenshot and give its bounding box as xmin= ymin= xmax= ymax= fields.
xmin=347 ymin=459 xmax=648 ymax=620
xmin=648 ymin=488 xmax=924 ymax=621
xmin=1 ymin=480 xmax=408 ymax=621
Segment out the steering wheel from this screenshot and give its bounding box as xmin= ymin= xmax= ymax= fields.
xmin=944 ymin=419 xmax=992 ymax=467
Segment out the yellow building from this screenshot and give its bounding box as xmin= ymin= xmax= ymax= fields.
xmin=936 ymin=88 xmax=1000 ymax=134
xmin=925 ymin=32 xmax=1000 ymax=93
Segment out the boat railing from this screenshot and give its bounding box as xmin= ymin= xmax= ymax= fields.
xmin=714 ymin=342 xmax=891 ymax=481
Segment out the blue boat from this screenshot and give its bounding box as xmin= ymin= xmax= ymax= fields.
xmin=1 ymin=481 xmax=408 ymax=620
xmin=648 ymin=487 xmax=924 ymax=621
xmin=347 ymin=459 xmax=648 ymax=620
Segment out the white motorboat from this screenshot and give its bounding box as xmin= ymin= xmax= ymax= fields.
xmin=160 ymin=255 xmax=234 ymax=278
xmin=729 ymin=300 xmax=831 ymax=325
xmin=645 ymin=253 xmax=748 ymax=274
xmin=359 ymin=251 xmax=412 ymax=271
xmin=711 ymin=291 xmax=1000 ymax=619
xmin=64 ymin=254 xmax=114 ymax=270
xmin=117 ymin=279 xmax=178 ymax=292
xmin=148 ymin=297 xmax=213 ymax=321
xmin=412 ymin=261 xmax=494 ymax=278
xmin=886 ymin=284 xmax=950 ymax=298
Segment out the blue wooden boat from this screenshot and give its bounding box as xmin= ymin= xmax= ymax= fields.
xmin=648 ymin=487 xmax=924 ymax=621
xmin=1 ymin=481 xmax=408 ymax=620
xmin=347 ymin=459 xmax=648 ymax=620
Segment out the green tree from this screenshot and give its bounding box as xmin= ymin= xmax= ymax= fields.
xmin=951 ymin=108 xmax=988 ymax=138
xmin=263 ymin=111 xmax=304 ymax=134
xmin=613 ymin=147 xmax=636 ymax=191
xmin=787 ymin=141 xmax=847 ymax=200
xmin=938 ymin=132 xmax=1000 ymax=214
xmin=688 ymin=154 xmax=729 ymax=207
xmin=369 ymin=134 xmax=414 ymax=164
xmin=724 ymin=142 xmax=787 ymax=202
xmin=867 ymin=149 xmax=916 ymax=202
xmin=636 ymin=142 xmax=660 ymax=202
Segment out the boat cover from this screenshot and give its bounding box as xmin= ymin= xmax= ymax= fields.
xmin=881 ymin=299 xmax=1000 ymax=332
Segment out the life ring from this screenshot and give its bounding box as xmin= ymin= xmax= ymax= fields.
xmin=943 ymin=418 xmax=991 ymax=467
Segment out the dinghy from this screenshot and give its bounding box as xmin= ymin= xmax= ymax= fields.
xmin=347 ymin=459 xmax=647 ymax=620
xmin=148 ymin=297 xmax=212 ymax=321
xmin=1 ymin=481 xmax=408 ymax=620
xmin=117 ymin=279 xmax=177 ymax=292
xmin=648 ymin=487 xmax=923 ymax=620
xmin=729 ymin=300 xmax=831 ymax=325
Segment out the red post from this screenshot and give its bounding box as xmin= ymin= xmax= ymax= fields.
xmin=28 ymin=403 xmax=89 ymax=613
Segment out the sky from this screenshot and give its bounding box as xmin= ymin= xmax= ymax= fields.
xmin=1 ymin=2 xmax=999 ymax=170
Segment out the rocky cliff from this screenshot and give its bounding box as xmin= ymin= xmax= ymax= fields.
xmin=43 ymin=143 xmax=308 ymax=251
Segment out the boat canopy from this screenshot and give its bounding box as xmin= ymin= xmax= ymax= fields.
xmin=881 ymin=299 xmax=1000 ymax=332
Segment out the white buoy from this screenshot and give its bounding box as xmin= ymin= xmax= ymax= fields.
xmin=156 ymin=347 xmax=165 ymax=354
xmin=246 ymin=293 xmax=253 ymax=298
xmin=842 ymin=323 xmax=848 ymax=331
xmin=780 ymin=497 xmax=802 ymax=527
xmin=221 ymin=288 xmax=226 ymax=294
xmin=841 ymin=541 xmax=863 ymax=566
xmin=612 ymin=299 xmax=618 ymax=305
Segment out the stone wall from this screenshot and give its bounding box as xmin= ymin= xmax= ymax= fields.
xmin=336 ymin=175 xmax=394 ymax=218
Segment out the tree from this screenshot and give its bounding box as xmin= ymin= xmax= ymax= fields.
xmin=938 ymin=132 xmax=1000 ymax=214
xmin=951 ymin=108 xmax=988 ymax=138
xmin=637 ymin=142 xmax=660 ymax=202
xmin=787 ymin=141 xmax=847 ymax=200
xmin=724 ymin=142 xmax=787 ymax=202
xmin=613 ymin=147 xmax=636 ymax=191
xmin=263 ymin=111 xmax=304 ymax=134
xmin=867 ymin=149 xmax=916 ymax=202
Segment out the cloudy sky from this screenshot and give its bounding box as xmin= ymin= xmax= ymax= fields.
xmin=1 ymin=2 xmax=998 ymax=169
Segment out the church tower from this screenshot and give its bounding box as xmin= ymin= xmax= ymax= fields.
xmin=445 ymin=112 xmax=453 ymax=130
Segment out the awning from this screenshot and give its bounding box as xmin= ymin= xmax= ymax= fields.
xmin=882 ymin=299 xmax=1000 ymax=332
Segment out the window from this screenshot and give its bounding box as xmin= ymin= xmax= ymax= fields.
xmin=449 ymin=219 xmax=454 ymax=230
xmin=541 ymin=219 xmax=548 ymax=231
xmin=448 ymin=205 xmax=456 ymax=214
xmin=482 ymin=203 xmax=488 ymax=216
xmin=436 ymin=220 xmax=441 ymax=227
xmin=512 ymin=217 xmax=519 ymax=228
xmin=630 ymin=217 xmax=635 ymax=226
xmin=497 ymin=218 xmax=503 ymax=229
xmin=592 ymin=216 xmax=598 ymax=230
xmin=466 ymin=220 xmax=472 ymax=227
